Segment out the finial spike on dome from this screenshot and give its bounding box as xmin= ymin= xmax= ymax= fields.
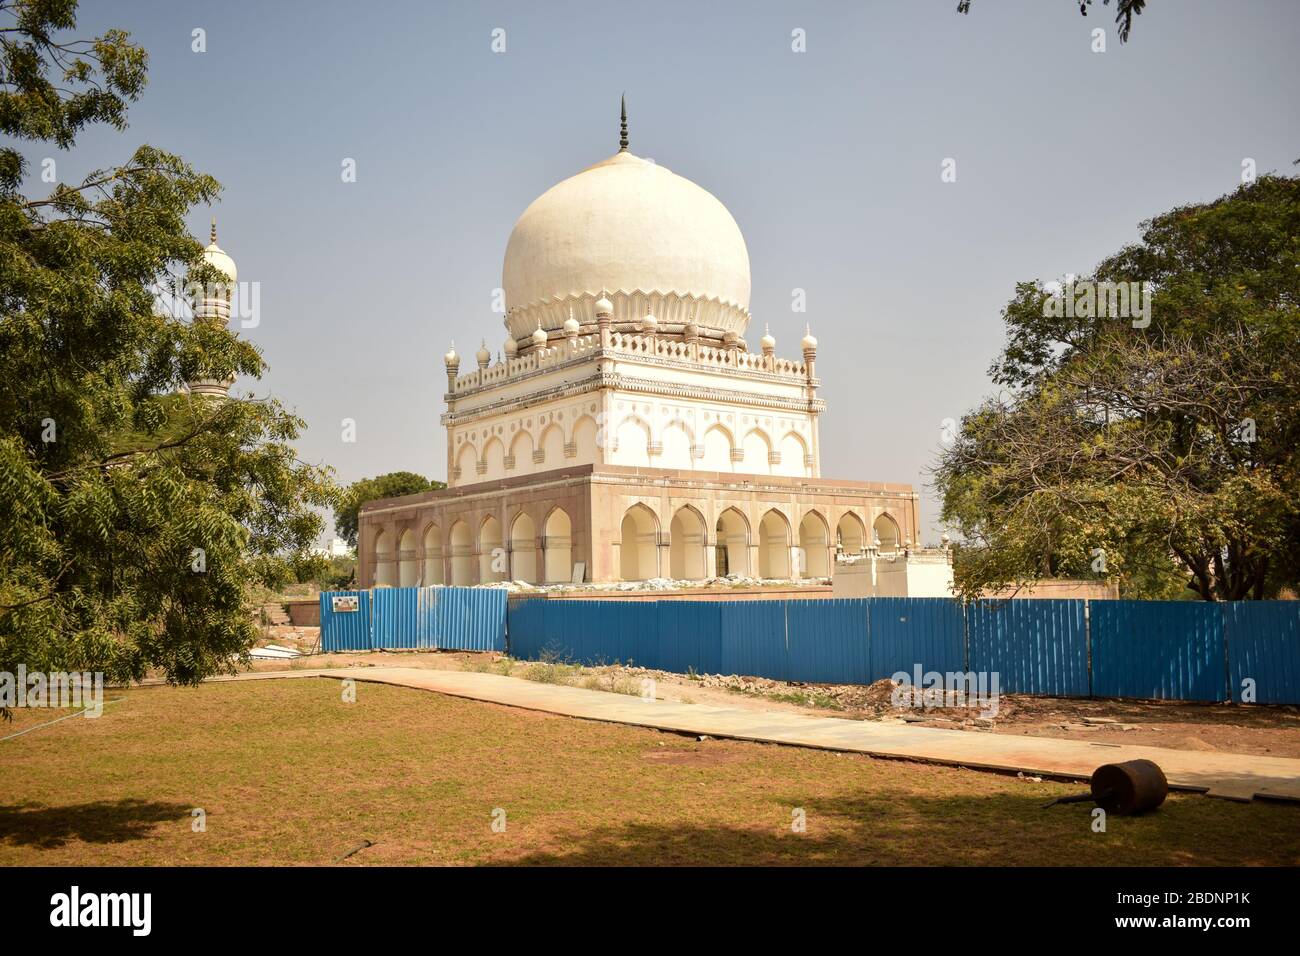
xmin=619 ymin=94 xmax=628 ymax=152
xmin=210 ymin=217 xmax=217 ymax=244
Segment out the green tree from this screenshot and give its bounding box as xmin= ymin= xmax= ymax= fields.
xmin=333 ymin=472 xmax=443 ymax=547
xmin=0 ymin=0 xmax=337 ymax=691
xmin=935 ymin=170 xmax=1300 ymax=600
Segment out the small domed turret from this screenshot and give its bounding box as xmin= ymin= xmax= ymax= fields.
xmin=201 ymin=218 xmax=237 ymax=286
xmin=476 ymin=340 xmax=491 ymax=369
xmin=503 ymin=336 xmax=518 ymax=358
xmin=760 ymin=323 xmax=776 ymax=355
xmin=444 ymin=343 xmax=460 ymax=368
xmin=531 ymin=322 xmax=548 ymax=347
xmin=801 ymin=324 xmax=818 ymax=352
xmin=563 ymin=309 xmax=581 ymax=337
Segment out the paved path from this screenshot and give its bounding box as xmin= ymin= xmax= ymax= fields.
xmin=223 ymin=668 xmax=1300 ymax=802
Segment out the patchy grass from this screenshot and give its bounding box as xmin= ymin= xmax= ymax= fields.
xmin=1 ymin=678 xmax=1298 ymax=866
xmin=518 ymin=657 xmax=641 ymax=696
xmin=727 ymin=683 xmax=847 ymax=713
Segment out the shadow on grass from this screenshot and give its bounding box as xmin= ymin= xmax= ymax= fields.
xmin=492 ymin=789 xmax=1291 ymax=867
xmin=0 ymin=799 xmax=193 ymax=849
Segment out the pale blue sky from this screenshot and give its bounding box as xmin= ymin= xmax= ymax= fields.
xmin=54 ymin=0 xmax=1300 ymax=541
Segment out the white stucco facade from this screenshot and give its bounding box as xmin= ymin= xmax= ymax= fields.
xmin=360 ymin=118 xmax=924 ymax=588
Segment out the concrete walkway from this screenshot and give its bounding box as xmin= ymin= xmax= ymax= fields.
xmin=225 ymin=667 xmax=1300 ymax=803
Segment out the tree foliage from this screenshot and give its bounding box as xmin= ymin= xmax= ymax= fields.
xmin=0 ymin=0 xmax=336 ymax=689
xmin=333 ymin=472 xmax=443 ymax=547
xmin=957 ymin=0 xmax=1147 ymax=43
xmin=935 ymin=171 xmax=1300 ymax=600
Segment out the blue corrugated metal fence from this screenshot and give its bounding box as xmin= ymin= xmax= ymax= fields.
xmin=967 ymin=599 xmax=1089 ymax=697
xmin=504 ymin=596 xmax=1300 ymax=704
xmin=1091 ymin=600 xmax=1225 ymax=702
xmin=321 ymin=591 xmax=1300 ymax=703
xmin=319 ymin=590 xmax=371 ymax=652
xmin=319 ymin=586 xmax=506 ymax=652
xmin=1224 ymin=601 xmax=1300 ymax=704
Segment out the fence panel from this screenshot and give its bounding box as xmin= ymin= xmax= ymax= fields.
xmin=1091 ymin=600 xmax=1225 ymax=701
xmin=786 ymin=599 xmax=870 ymax=684
xmin=1225 ymin=601 xmax=1300 ymax=704
xmin=720 ymin=601 xmax=789 ymax=681
xmin=867 ymin=597 xmax=966 ymax=682
xmin=371 ymin=587 xmax=419 ymax=649
xmin=658 ymin=601 xmax=722 ymax=675
xmin=319 ymin=590 xmax=371 ymax=651
xmin=968 ymin=599 xmax=1089 ymax=697
xmin=434 ymin=587 xmax=507 ymax=651
xmin=514 ymin=600 xmax=651 ymax=666
xmin=496 ymin=595 xmax=1300 ymax=705
xmin=506 ymin=597 xmax=545 ymax=659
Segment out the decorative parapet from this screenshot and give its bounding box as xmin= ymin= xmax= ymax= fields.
xmin=451 ymin=335 xmax=600 ymax=394
xmin=503 ymin=454 xmax=516 ymax=470
xmin=647 ymin=441 xmax=663 ymax=457
xmin=608 ymin=331 xmax=807 ymax=377
xmin=768 ymin=451 xmax=782 ymax=466
xmin=690 ymin=444 xmax=705 ymax=459
xmin=448 ymin=329 xmax=810 ymax=397
xmin=563 ymin=441 xmax=577 ymax=459
xmin=532 ymin=449 xmax=545 ymax=464
xmin=730 ymin=448 xmax=745 ymax=462
xmin=804 ymin=453 xmax=816 ymax=469
xmin=475 ymin=460 xmax=487 ymax=475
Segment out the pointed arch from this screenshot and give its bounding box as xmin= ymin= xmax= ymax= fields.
xmin=619 ymin=503 xmax=660 ymax=581
xmin=660 ymin=419 xmax=694 ymax=469
xmin=543 ymin=506 xmax=573 ymax=583
xmin=837 ymin=512 xmax=867 ymax=555
xmin=482 ymin=437 xmax=506 ymax=480
xmin=613 ymin=415 xmax=651 ymax=466
xmin=373 ymin=528 xmax=396 ymax=587
xmin=740 ymin=428 xmax=772 ymax=475
xmin=874 ymin=512 xmax=902 ymax=553
xmin=758 ymin=509 xmax=792 ymax=578
xmin=538 ymin=424 xmax=565 ymax=469
xmin=798 ymin=511 xmax=830 ymax=578
xmin=454 ymin=442 xmax=477 ymax=482
xmin=701 ymin=423 xmax=734 ymax=472
xmin=778 ymin=431 xmax=809 ymax=477
xmin=449 ymin=520 xmax=473 ymax=585
xmin=669 ymin=505 xmax=708 ymax=580
xmin=508 ymin=429 xmax=534 ymax=475
xmin=398 ymin=527 xmax=419 ymax=587
xmin=479 ymin=514 xmax=504 ymax=582
xmin=509 ymin=511 xmax=538 ymax=583
xmin=714 ymin=507 xmax=750 ymax=577
xmin=572 ymin=415 xmax=599 ymax=462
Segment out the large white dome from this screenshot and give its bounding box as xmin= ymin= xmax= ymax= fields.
xmin=502 ymin=150 xmax=751 ymax=341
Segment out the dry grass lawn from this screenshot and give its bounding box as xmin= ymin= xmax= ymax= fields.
xmin=2 ymin=677 xmax=1298 ymax=866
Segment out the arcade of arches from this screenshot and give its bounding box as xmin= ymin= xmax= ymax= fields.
xmin=359 ymin=466 xmax=920 ymax=587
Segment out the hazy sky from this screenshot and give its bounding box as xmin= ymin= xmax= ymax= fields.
xmin=53 ymin=0 xmax=1300 ymax=542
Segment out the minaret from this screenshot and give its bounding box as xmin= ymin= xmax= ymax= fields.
xmin=802 ymin=325 xmax=820 ymax=478
xmin=187 ymin=218 xmax=239 ymax=398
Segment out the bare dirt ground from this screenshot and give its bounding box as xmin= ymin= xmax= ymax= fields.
xmin=244 ymin=627 xmax=1300 ymax=759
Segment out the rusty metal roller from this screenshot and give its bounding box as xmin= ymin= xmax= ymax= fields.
xmin=1042 ymin=758 xmax=1169 ymax=814
xmin=1090 ymin=759 xmax=1169 ymax=815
